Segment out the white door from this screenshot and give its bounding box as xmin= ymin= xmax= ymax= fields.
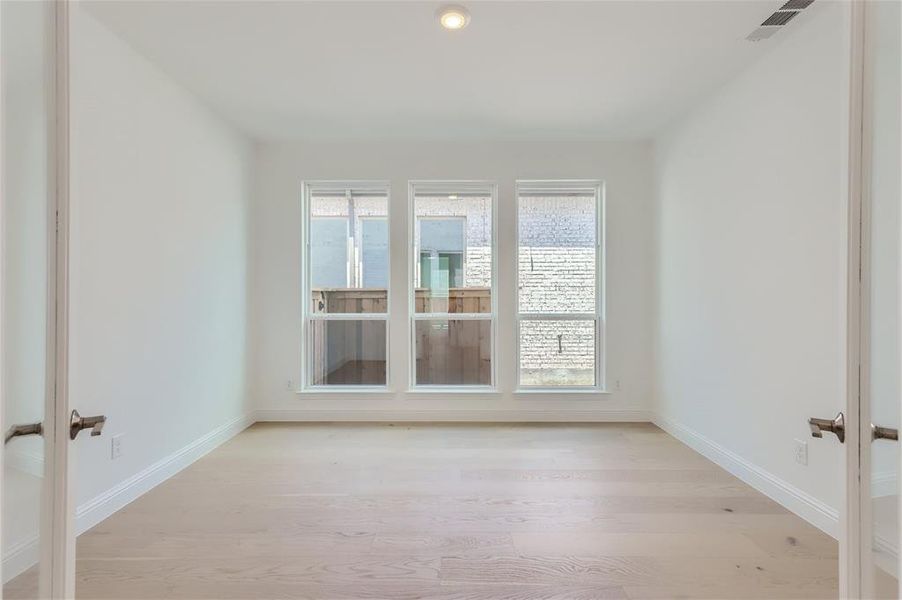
xmin=1 ymin=2 xmax=78 ymax=598
xmin=1 ymin=0 xmax=57 ymax=596
xmin=859 ymin=1 xmax=901 ymax=597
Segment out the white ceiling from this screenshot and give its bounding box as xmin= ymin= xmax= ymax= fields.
xmin=83 ymin=1 xmax=806 ymax=142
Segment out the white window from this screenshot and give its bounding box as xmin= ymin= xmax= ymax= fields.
xmin=302 ymin=182 xmax=390 ymax=389
xmin=410 ymin=182 xmax=496 ymax=388
xmin=516 ymin=181 xmax=604 ymax=389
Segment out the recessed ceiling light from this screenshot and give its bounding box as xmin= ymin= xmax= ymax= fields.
xmin=437 ymin=5 xmax=470 ymax=30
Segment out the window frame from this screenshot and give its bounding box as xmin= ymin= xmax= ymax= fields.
xmin=300 ymin=180 xmax=392 ymax=392
xmin=514 ymin=180 xmax=606 ymax=392
xmin=408 ymin=181 xmax=498 ymax=391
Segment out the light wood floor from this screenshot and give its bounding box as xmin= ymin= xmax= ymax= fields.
xmin=11 ymin=423 xmax=838 ymax=599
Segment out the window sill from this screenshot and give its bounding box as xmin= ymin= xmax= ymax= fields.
xmin=514 ymin=388 xmax=613 ymax=397
xmin=294 ymin=387 xmax=504 ymax=398
xmin=292 ymin=388 xmax=610 ymax=398
xmin=406 ymin=387 xmax=502 ymax=399
xmin=296 ymin=387 xmax=392 ymax=397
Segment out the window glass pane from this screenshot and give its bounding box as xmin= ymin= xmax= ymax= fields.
xmin=419 ymin=252 xmax=463 ymax=292
xmin=360 ymin=218 xmax=388 ymax=288
xmin=308 ymin=320 xmax=386 ymax=386
xmin=421 ymin=218 xmax=465 ymax=254
xmin=518 ymin=193 xmax=596 ymax=313
xmin=415 ymin=319 xmax=491 ymax=385
xmin=414 ymin=193 xmax=491 ymax=313
xmin=519 ymin=319 xmax=595 ymax=387
xmin=310 ymin=217 xmax=348 ymax=288
xmin=310 ymin=191 xmax=388 ymax=313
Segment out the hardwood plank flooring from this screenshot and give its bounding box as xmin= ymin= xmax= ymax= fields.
xmin=11 ymin=423 xmax=838 ymax=599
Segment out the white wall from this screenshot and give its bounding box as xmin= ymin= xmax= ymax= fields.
xmin=251 ymin=141 xmax=654 ymax=419
xmin=69 ymin=7 xmax=253 ymax=510
xmin=653 ymin=1 xmax=849 ymax=533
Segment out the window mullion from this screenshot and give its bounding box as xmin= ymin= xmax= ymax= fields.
xmin=309 ymin=313 xmax=388 ymax=321
xmin=413 ymin=312 xmax=493 ymax=320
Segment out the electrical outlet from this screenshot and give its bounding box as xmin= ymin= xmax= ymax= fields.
xmin=111 ymin=434 xmax=124 ymax=460
xmin=615 ymin=379 xmax=622 ymax=391
xmin=793 ymin=439 xmax=808 ymax=466
xmin=286 ymin=379 xmax=294 ymax=391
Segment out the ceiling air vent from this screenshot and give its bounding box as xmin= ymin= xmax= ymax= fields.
xmin=779 ymin=0 xmax=815 ymax=10
xmin=761 ymin=10 xmax=799 ymax=26
xmin=746 ymin=0 xmax=814 ymax=42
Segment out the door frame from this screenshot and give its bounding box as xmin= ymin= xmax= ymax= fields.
xmin=46 ymin=1 xmax=74 ymax=597
xmin=842 ymin=2 xmax=864 ymax=597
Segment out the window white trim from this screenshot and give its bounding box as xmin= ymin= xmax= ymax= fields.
xmin=512 ymin=388 xmax=613 ymax=396
xmin=307 ymin=312 xmax=387 ymax=321
xmin=518 ymin=313 xmax=597 ymax=321
xmin=302 ymin=180 xmax=392 ymax=196
xmin=412 ymin=312 xmax=491 ymax=321
xmin=300 ymin=180 xmax=392 ymax=391
xmin=514 ymin=180 xmax=606 ymax=392
xmin=408 ymin=181 xmax=498 ymax=389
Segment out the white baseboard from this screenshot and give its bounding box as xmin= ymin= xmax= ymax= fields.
xmin=652 ymin=414 xmax=839 ymax=538
xmin=75 ymin=413 xmax=254 ymax=533
xmin=254 ymin=408 xmax=651 ymax=423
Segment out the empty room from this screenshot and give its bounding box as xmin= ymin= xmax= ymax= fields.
xmin=1 ymin=0 xmax=899 ymax=598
